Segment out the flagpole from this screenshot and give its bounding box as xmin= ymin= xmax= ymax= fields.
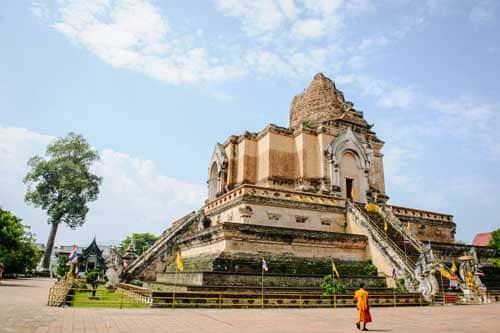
xmin=261 ymin=264 xmax=264 ymax=309
xmin=172 ymin=268 xmax=177 ymax=309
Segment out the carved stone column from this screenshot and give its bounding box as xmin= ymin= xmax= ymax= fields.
xmin=217 ymin=169 xmax=227 ymax=196
xmin=329 ymin=159 xmax=341 ymax=194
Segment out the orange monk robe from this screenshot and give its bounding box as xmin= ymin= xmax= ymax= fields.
xmin=355 ymin=289 xmax=372 ymax=323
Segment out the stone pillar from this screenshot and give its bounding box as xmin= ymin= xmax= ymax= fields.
xmin=329 ymin=159 xmax=341 ymax=194
xmin=218 ymin=169 xmax=227 ymax=196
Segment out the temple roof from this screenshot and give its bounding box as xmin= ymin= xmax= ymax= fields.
xmin=79 ymin=237 xmax=106 ymax=269
xmin=472 ymin=232 xmax=492 ymax=247
xmin=289 ymin=73 xmax=369 ymax=129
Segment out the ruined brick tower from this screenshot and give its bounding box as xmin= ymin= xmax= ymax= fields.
xmin=290 ymin=73 xmax=369 ymax=129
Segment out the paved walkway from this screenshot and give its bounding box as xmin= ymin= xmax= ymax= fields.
xmin=1 ymin=278 xmax=499 ymax=333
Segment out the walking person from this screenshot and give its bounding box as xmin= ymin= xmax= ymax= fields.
xmin=0 ymin=263 xmax=4 ymax=285
xmin=354 ymin=283 xmax=372 ymax=331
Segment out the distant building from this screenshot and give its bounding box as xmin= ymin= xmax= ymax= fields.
xmin=37 ymin=240 xmax=114 ymax=277
xmin=472 ymin=232 xmax=493 ymax=247
xmin=77 ymin=238 xmax=106 ymax=274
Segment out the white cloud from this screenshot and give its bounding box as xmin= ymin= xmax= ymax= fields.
xmin=0 ymin=125 xmax=204 ymax=246
xmin=470 ymin=0 xmax=497 ymax=26
xmin=30 ymin=0 xmax=51 ymax=22
xmin=215 ymin=0 xmax=287 ymax=38
xmin=357 ymin=35 xmax=388 ymax=52
xmin=345 ymin=0 xmax=376 ymax=15
xmin=32 ymin=0 xmax=456 ymax=96
xmin=214 ymin=0 xmax=344 ymax=41
xmin=389 ymin=175 xmax=449 ymax=211
xmin=244 ymin=50 xmax=293 ymax=78
xmin=303 ymin=0 xmax=343 ymax=16
xmin=429 ymin=97 xmax=500 ymax=159
xmin=49 ymin=0 xmax=241 ymax=85
xmin=290 ymin=18 xmax=326 ymax=39
xmin=336 ymin=74 xmax=415 ymax=109
xmin=33 ymin=0 xmax=423 ymax=88
xmin=278 ymin=0 xmax=301 ymax=20
xmin=346 ymin=55 xmax=367 ymax=69
xmin=377 ymin=86 xmax=414 ymax=108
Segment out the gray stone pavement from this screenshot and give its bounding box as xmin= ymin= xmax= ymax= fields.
xmin=1 ymin=278 xmax=500 ymax=333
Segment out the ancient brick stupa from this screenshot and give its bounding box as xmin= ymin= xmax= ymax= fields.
xmin=123 ymin=73 xmax=496 ymax=294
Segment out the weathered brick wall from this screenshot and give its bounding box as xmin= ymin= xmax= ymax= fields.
xmin=290 ymin=73 xmax=345 ymax=128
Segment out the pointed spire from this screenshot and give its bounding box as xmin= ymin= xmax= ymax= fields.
xmin=123 ymin=240 xmax=137 ymax=261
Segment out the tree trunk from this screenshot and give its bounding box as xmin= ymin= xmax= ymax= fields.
xmin=42 ymin=222 xmax=59 ymax=270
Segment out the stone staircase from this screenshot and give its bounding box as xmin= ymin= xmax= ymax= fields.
xmin=369 ymin=207 xmax=423 ymax=265
xmin=347 ymin=201 xmax=423 ymax=292
xmin=122 ymin=210 xmax=202 ymax=280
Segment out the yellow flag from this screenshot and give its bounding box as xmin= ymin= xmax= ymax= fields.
xmin=451 ymin=261 xmax=457 ymax=273
xmin=332 ymin=260 xmax=340 ymax=278
xmin=366 ymin=203 xmax=379 ymax=213
xmin=439 ymin=267 xmax=452 ymax=280
xmin=176 ymin=251 xmax=184 ymax=272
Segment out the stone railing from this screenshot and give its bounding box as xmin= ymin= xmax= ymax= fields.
xmin=387 ymin=205 xmax=453 ymax=223
xmin=117 ymin=283 xmax=153 ymax=304
xmin=205 ymin=184 xmax=345 ymax=213
xmin=380 ymin=206 xmax=424 ymax=253
xmin=123 ymin=210 xmax=201 ymax=278
xmin=347 ymin=202 xmax=418 ymax=292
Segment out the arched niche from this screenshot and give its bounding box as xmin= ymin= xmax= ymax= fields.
xmin=325 ymin=128 xmax=371 ymax=202
xmin=340 ymin=150 xmax=364 ymax=201
xmin=207 ymin=143 xmax=228 ymax=201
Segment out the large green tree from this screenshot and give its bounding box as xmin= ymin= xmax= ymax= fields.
xmin=490 ymin=229 xmax=500 ymax=267
xmin=119 ymin=233 xmax=159 ymax=257
xmin=0 ymin=208 xmax=42 ymax=275
xmin=24 ymin=133 xmax=102 ymax=269
xmin=490 ymin=229 xmax=500 ymax=253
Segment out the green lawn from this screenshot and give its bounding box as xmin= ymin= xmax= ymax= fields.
xmin=70 ymin=285 xmax=148 ymax=308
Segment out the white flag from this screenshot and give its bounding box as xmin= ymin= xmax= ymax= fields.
xmin=262 ymin=258 xmax=268 ymax=272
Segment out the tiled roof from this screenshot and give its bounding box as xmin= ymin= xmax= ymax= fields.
xmin=472 ymin=232 xmax=492 ymax=246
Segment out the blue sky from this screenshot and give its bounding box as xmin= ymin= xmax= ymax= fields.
xmin=1 ymin=0 xmax=499 ymax=246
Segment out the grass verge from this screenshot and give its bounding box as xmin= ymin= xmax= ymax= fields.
xmin=70 ymin=285 xmax=148 ymax=308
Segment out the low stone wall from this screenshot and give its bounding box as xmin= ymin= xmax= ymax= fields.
xmin=155 ymin=271 xmax=386 ymax=289
xmin=430 ymin=242 xmax=496 ymax=264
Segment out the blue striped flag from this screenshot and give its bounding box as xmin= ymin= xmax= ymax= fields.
xmin=69 ymin=246 xmax=78 ymax=263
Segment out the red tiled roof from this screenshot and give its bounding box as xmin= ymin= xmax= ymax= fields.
xmin=472 ymin=232 xmax=492 ymax=246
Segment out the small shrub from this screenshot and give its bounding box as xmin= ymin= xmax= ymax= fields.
xmin=321 ymin=275 xmax=347 ymax=295
xmin=85 ymin=268 xmax=101 ymax=297
xmin=130 ymin=279 xmax=144 ymax=287
xmin=55 ymin=256 xmax=69 ymax=279
xmin=394 ymin=278 xmax=408 ymax=293
xmin=362 ymin=262 xmax=378 ymax=276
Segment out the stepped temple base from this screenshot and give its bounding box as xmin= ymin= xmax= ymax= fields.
xmin=147 ymin=221 xmax=388 ymax=290
xmin=152 ymin=272 xmax=386 ymax=291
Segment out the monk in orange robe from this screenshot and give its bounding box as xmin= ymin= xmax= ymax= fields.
xmin=354 ymin=283 xmax=372 ymax=331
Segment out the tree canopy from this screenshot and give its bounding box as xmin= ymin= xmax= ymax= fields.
xmin=490 ymin=229 xmax=500 ymax=253
xmin=119 ymin=233 xmax=159 ymax=257
xmin=24 ymin=132 xmax=102 ymax=269
xmin=0 ymin=208 xmax=42 ymax=275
